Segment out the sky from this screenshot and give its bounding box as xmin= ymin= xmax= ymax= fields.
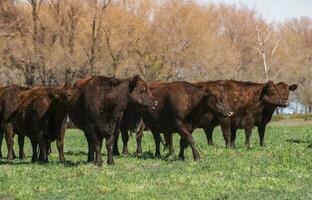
xmin=199 ymin=0 xmax=312 ymax=22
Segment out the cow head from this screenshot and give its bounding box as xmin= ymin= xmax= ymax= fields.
xmin=129 ymin=75 xmax=157 ymax=109
xmin=59 ymin=82 xmax=75 ymax=108
xmin=205 ymin=86 xmax=233 ymax=117
xmin=262 ymin=81 xmax=297 ymax=107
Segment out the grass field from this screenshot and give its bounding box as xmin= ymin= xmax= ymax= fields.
xmin=1 ymin=124 xmax=312 ymax=200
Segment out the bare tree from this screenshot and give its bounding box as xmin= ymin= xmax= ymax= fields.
xmin=254 ymin=23 xmax=279 ymax=82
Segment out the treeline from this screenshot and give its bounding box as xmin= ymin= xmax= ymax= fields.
xmin=0 ymin=0 xmax=311 ymax=111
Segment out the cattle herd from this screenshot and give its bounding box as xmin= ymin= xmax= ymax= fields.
xmin=0 ymin=75 xmax=297 ymax=165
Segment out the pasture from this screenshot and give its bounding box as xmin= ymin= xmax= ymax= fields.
xmin=1 ymin=123 xmax=312 ymax=200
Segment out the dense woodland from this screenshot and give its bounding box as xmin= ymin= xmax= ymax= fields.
xmin=0 ymin=0 xmax=311 ymax=112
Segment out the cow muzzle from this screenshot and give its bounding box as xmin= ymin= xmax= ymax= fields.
xmin=227 ymin=111 xmax=234 ymax=117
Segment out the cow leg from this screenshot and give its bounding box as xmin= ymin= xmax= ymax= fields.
xmin=220 ymin=122 xmax=231 ymax=148
xmin=230 ymin=127 xmax=237 ymax=148
xmin=106 ymin=134 xmax=115 ymax=165
xmin=84 ymin=132 xmax=95 ymax=162
xmin=94 ymin=135 xmax=103 ymax=166
xmin=204 ymin=126 xmax=215 ymax=146
xmin=47 ymin=142 xmax=52 ymax=155
xmin=56 ymin=121 xmax=66 ymax=162
xmin=244 ymin=126 xmax=253 ymax=148
xmin=136 ymin=125 xmax=144 ymax=157
xmin=178 ymin=138 xmax=188 ymax=160
xmin=176 ymin=120 xmax=200 ymax=161
xmin=164 ymin=132 xmax=174 ymax=156
xmin=113 ymin=130 xmax=120 ymax=156
xmin=56 ymin=137 xmax=65 ymax=162
xmin=30 ymin=139 xmax=38 ymax=162
xmin=151 ymin=131 xmax=161 ymax=158
xmin=0 ymin=130 xmax=4 ymax=159
xmin=18 ymin=135 xmax=25 ymax=159
xmin=38 ymin=133 xmax=49 ymax=163
xmin=258 ymin=125 xmax=266 ymax=147
xmin=4 ymin=124 xmax=15 ymax=160
xmin=121 ymin=128 xmax=129 ymax=156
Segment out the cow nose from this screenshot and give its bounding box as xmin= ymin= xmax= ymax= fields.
xmin=154 ymin=100 xmax=158 ymax=107
xmin=285 ymin=100 xmax=289 ymax=106
xmin=227 ymin=111 xmax=233 ymax=117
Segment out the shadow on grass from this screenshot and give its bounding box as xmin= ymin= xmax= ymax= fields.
xmin=0 ymin=160 xmax=32 ymax=165
xmin=64 ymin=150 xmax=88 ymax=156
xmin=286 ymin=139 xmax=312 ymax=149
xmin=286 ymin=139 xmax=312 ymax=144
xmin=118 ymin=151 xmax=183 ymax=162
xmin=0 ymin=158 xmax=86 ymax=167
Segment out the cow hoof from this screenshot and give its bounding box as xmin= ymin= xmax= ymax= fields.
xmin=194 ymin=157 xmax=200 ymax=161
xmin=113 ymin=152 xmax=120 ymax=157
xmin=178 ymin=155 xmax=185 ymax=161
xmin=208 ymin=142 xmax=214 ymax=146
xmin=106 ymin=160 xmax=114 ymax=165
xmin=155 ymin=154 xmax=161 ymax=159
xmin=7 ymin=155 xmax=14 ymax=160
xmin=19 ymin=153 xmax=26 ymax=160
xmin=38 ymin=160 xmax=49 ymax=164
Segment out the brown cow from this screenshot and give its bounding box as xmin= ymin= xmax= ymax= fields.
xmin=8 ymin=86 xmax=73 ymax=163
xmin=137 ymin=81 xmax=233 ymax=160
xmin=69 ymin=75 xmax=157 ymax=165
xmin=201 ymin=80 xmax=297 ymax=147
xmin=0 ymin=85 xmax=29 ymax=159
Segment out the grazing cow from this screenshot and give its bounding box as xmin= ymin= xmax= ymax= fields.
xmin=8 ymin=86 xmax=73 ymax=162
xmin=69 ymin=75 xmax=157 ymax=165
xmin=0 ymin=85 xmax=29 ymax=159
xmin=138 ymin=81 xmax=233 ymax=160
xmin=202 ymin=80 xmax=297 ymax=147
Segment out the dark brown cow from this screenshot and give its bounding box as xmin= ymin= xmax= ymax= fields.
xmin=201 ymin=80 xmax=297 ymax=147
xmin=69 ymin=75 xmax=157 ymax=165
xmin=137 ymin=81 xmax=233 ymax=160
xmin=8 ymin=86 xmax=73 ymax=162
xmin=0 ymin=85 xmax=29 ymax=159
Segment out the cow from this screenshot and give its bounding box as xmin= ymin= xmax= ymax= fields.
xmin=8 ymin=86 xmax=73 ymax=163
xmin=68 ymin=75 xmax=157 ymax=165
xmin=0 ymin=85 xmax=29 ymax=159
xmin=136 ymin=81 xmax=233 ymax=161
xmin=201 ymin=80 xmax=297 ymax=147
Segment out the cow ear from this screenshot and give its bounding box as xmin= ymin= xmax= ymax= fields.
xmin=129 ymin=75 xmax=141 ymax=92
xmin=263 ymin=80 xmax=274 ymax=93
xmin=261 ymin=81 xmax=272 ymax=97
xmin=267 ymin=80 xmax=274 ymax=86
xmin=289 ymin=84 xmax=297 ymax=91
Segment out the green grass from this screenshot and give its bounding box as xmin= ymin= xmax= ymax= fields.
xmin=272 ymin=114 xmax=312 ymax=121
xmin=1 ymin=125 xmax=312 ymax=200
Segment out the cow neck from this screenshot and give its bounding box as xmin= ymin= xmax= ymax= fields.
xmin=186 ymin=92 xmax=209 ymax=125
